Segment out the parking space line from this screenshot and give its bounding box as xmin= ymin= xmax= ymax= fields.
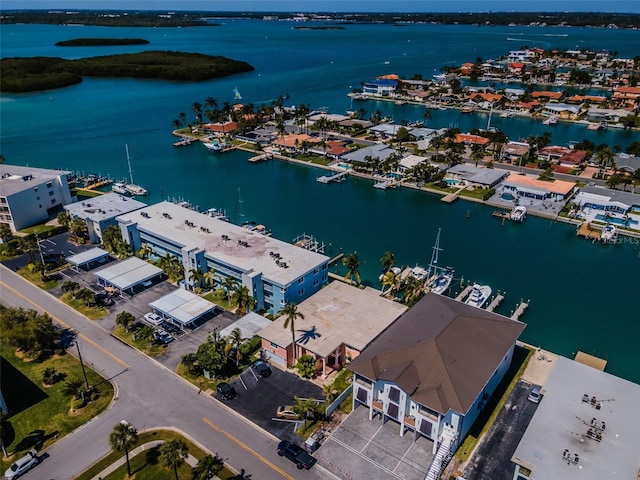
xmin=327 ymin=435 xmax=403 ymax=479
xmin=202 ymin=417 xmax=295 ymax=480
xmin=361 ymin=422 xmax=385 ymax=453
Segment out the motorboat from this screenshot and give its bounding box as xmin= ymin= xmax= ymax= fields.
xmin=510 ymin=205 xmax=527 ymax=222
xmin=600 ymin=225 xmax=616 ymax=242
xmin=203 ymin=141 xmax=225 ymax=152
xmin=543 ymin=115 xmax=558 ymax=126
xmin=111 ymin=182 xmax=130 ymax=195
xmin=410 ymin=265 xmax=429 ymax=281
xmin=379 ymin=266 xmax=402 ymax=282
xmin=206 ymin=207 xmax=229 ymax=222
xmin=431 ymin=267 xmax=454 ymax=295
xmin=465 ymin=284 xmax=492 ymax=308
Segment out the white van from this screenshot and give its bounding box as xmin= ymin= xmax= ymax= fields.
xmin=4 ymin=449 xmax=39 ymax=479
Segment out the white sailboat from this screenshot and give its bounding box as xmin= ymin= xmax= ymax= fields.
xmin=124 ymin=144 xmax=148 ymax=196
xmin=233 ymin=86 xmax=242 ymax=100
xmin=427 ymin=228 xmax=454 ymax=295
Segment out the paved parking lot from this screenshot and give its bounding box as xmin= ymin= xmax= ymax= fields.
xmin=219 ymin=365 xmax=324 ymax=444
xmin=461 ymin=380 xmax=539 ymax=480
xmin=317 ymin=404 xmax=434 ymax=480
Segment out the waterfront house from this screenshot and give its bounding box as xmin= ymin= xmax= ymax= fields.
xmin=446 ymin=164 xmax=509 ymax=189
xmin=543 ymin=103 xmax=583 ymax=120
xmin=368 ymin=123 xmax=405 ymax=140
xmin=612 ymin=86 xmax=640 ymax=109
xmin=271 ymin=133 xmax=321 ymax=153
xmin=201 ymin=121 xmax=237 ymax=135
xmin=507 ymin=62 xmax=525 ymax=75
xmin=507 ymin=50 xmax=537 ymax=63
xmin=362 ymin=78 xmax=398 ymax=97
xmin=308 ymin=140 xmax=351 ymax=160
xmin=532 ymin=91 xmax=565 ymax=103
xmin=0 ymin=164 xmax=73 ymax=232
xmin=502 ymin=142 xmax=531 ymax=164
xmin=341 ymin=143 xmax=398 ymax=164
xmin=454 ymin=133 xmax=490 ymax=147
xmin=538 ymin=146 xmax=572 ymax=163
xmin=573 ymin=185 xmax=639 ymax=218
xmin=64 ymin=192 xmax=146 ymax=244
xmin=398 ymin=154 xmax=431 ymax=174
xmin=612 ymin=153 xmax=640 ymax=174
xmin=501 ymin=174 xmax=576 ymax=202
xmin=349 ymin=293 xmax=525 ymax=456
xmin=116 ymin=201 xmax=329 ymax=314
xmin=258 ymin=281 xmax=407 ymax=373
xmin=511 ymin=356 xmax=640 ymax=480
xmin=236 ymin=128 xmax=277 ymax=145
xmin=557 ymin=149 xmax=587 ymax=168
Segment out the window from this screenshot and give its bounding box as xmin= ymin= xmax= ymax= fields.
xmin=389 ymin=386 xmax=400 ymax=403
xmin=313 ymin=268 xmax=319 ymax=274
xmin=386 ymin=403 xmax=399 ymax=419
xmin=356 ymin=388 xmax=368 ymax=404
xmin=46 ymin=181 xmax=53 ymax=188
xmin=51 ymin=199 xmax=56 ymax=204
xmin=297 ymin=276 xmax=304 ymax=284
xmin=33 ymin=187 xmax=38 ymax=193
xmin=49 ymin=190 xmax=54 ymax=196
xmin=313 ymin=279 xmax=319 ymax=286
xmin=298 ymin=288 xmax=304 ymax=296
xmin=280 ymin=299 xmax=286 ymax=305
xmin=322 ymin=263 xmax=328 ymax=270
xmin=269 ymin=342 xmax=279 ymax=349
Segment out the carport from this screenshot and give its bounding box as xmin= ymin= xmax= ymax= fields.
xmin=94 ymin=257 xmax=163 ymax=295
xmin=67 ymin=247 xmax=111 ymax=272
xmin=149 ymin=289 xmax=217 ymax=331
xmin=219 ymin=312 xmax=271 ymax=341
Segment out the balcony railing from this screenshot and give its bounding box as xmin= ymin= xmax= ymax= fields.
xmin=372 ymin=400 xmax=383 ymax=411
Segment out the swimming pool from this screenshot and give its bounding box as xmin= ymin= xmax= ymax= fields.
xmin=337 ymin=163 xmax=352 ymax=170
xmin=501 ymin=192 xmax=516 ymax=201
xmin=595 ymin=214 xmax=638 ymax=226
xmin=445 ymin=179 xmax=460 ymax=186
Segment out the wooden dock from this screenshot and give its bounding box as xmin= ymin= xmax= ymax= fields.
xmin=511 ymin=300 xmax=530 ymax=321
xmin=485 ymin=293 xmax=504 ymax=312
xmin=492 ymin=210 xmax=510 ymax=219
xmin=455 ymin=285 xmax=473 ymax=302
xmin=576 ymin=222 xmax=600 ymax=240
xmin=441 ymin=192 xmax=459 ymax=203
xmin=328 ymin=253 xmax=344 ymax=265
xmin=249 ymin=152 xmax=273 ymax=163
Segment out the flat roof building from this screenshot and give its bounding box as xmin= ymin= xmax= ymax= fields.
xmin=0 ymin=164 xmax=73 ymax=232
xmin=64 ymin=193 xmax=146 ymax=244
xmin=117 ymin=201 xmax=329 ymax=314
xmin=511 ymin=356 xmax=640 ymax=480
xmin=446 ymin=164 xmax=509 ymax=188
xmin=502 ymin=174 xmax=576 ymax=201
xmin=260 ymin=281 xmax=407 ymax=373
xmin=149 ymin=289 xmax=217 ymax=330
xmin=94 ymin=256 xmax=163 ymax=294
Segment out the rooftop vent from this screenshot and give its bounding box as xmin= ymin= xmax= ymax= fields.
xmin=162 ymin=212 xmax=172 ymax=219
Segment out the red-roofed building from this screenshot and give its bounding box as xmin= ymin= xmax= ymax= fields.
xmin=538 ymin=146 xmax=572 ymax=162
xmin=309 ymin=140 xmax=351 ymax=159
xmin=201 ymin=121 xmax=237 ymax=134
xmin=508 ymin=63 xmax=525 ymax=75
xmin=460 ymin=62 xmax=475 ymax=75
xmin=470 ymin=92 xmax=504 ymax=104
xmin=557 ymin=149 xmax=587 ymax=167
xmin=455 ymin=134 xmax=490 ymax=146
xmin=612 ymin=86 xmax=640 ymax=109
xmin=532 ymin=91 xmax=564 ymax=102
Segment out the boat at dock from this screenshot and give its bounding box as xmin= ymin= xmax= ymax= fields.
xmin=410 ymin=265 xmax=429 ymax=281
xmin=426 ymin=229 xmax=454 ymax=295
xmin=600 ymin=224 xmax=617 ymax=242
xmin=203 ymin=141 xmax=225 ymax=152
xmin=510 ymin=205 xmax=527 ymax=222
xmin=465 ymin=284 xmax=492 ymax=308
xmin=242 ymin=221 xmax=271 ymax=236
xmin=173 ymin=137 xmax=194 ymax=147
xmin=543 ymin=115 xmax=559 ymax=126
xmin=206 ymin=207 xmax=229 ymax=222
xmin=317 ymin=171 xmax=348 ymax=184
xmin=123 ymin=145 xmax=148 ymax=196
xmin=378 ymin=266 xmax=402 ymax=282
xmin=293 ymin=233 xmax=326 ymax=254
xmin=111 ymin=181 xmax=130 ymax=195
xmin=373 ymin=179 xmax=396 ymax=190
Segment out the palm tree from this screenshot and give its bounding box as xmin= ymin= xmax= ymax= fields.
xmin=227 ymin=327 xmax=243 ymax=366
xmin=115 ymin=311 xmax=135 ymax=332
xmin=292 ymin=396 xmax=318 ymax=429
xmin=380 ymin=251 xmax=395 ymax=272
xmin=342 ymin=252 xmax=362 ymax=286
xmin=189 ymin=268 xmax=204 ymax=290
xmin=137 ymin=325 xmax=156 ymax=346
xmin=192 ymin=455 xmax=223 ymax=480
xmin=203 ymin=269 xmax=217 ymax=291
xmin=381 ymin=271 xmax=399 ymax=298
xmin=221 ymin=275 xmax=239 ymax=299
xmin=205 ymin=96 xmax=218 ymax=111
xmin=159 ymin=439 xmax=189 ymax=480
xmin=0 ymin=222 xmax=11 ymax=243
xmin=282 ymin=302 xmax=304 ymax=362
xmin=109 ymin=422 xmax=138 ymax=477
xmin=139 ymin=243 xmax=153 ymax=260
xmin=57 ymin=211 xmax=71 ymax=228
xmin=192 ymin=101 xmax=203 ymax=125
xmin=230 ymin=285 xmax=255 ymax=314
xmin=62 ymin=377 xmax=84 ymax=399
xmin=19 ymin=234 xmax=38 ymax=263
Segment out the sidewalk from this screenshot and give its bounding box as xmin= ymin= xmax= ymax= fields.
xmin=90 ymin=441 xmax=204 ymax=480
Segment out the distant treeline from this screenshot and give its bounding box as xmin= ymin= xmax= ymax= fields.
xmin=55 ymin=38 xmax=150 ymax=46
xmin=1 ymin=10 xmax=639 ymax=29
xmin=1 ymin=51 xmax=254 ymax=93
xmin=0 ymin=11 xmax=214 ymax=27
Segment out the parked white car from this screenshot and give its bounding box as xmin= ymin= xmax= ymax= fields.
xmin=143 ymin=312 xmax=163 ymax=326
xmin=4 ymin=449 xmax=39 ymax=479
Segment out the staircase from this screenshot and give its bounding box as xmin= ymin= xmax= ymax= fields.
xmin=425 ymin=425 xmax=457 ymax=480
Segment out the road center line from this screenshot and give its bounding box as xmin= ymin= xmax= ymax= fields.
xmin=202 ymin=417 xmax=294 ymax=480
xmin=0 ymin=278 xmax=130 ymax=369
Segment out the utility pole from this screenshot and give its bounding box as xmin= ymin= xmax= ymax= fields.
xmin=75 ymin=341 xmax=90 ymax=392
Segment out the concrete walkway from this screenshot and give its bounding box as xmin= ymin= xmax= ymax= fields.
xmin=90 ymin=441 xmax=204 ymax=480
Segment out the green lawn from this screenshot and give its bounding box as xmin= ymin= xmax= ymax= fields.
xmin=0 ymin=348 xmax=114 ymax=473
xmin=61 ymin=293 xmax=109 ymax=320
xmin=16 ymin=267 xmax=58 ymax=290
xmin=75 ymin=430 xmax=237 ymax=480
xmin=112 ymin=325 xmax=168 ymax=357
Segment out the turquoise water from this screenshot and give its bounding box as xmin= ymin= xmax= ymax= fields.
xmin=445 ymin=179 xmax=460 ymax=185
xmin=1 ymin=22 xmax=639 ymax=383
xmin=501 ymin=192 xmax=516 ymax=201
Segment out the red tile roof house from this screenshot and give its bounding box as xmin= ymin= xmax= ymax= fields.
xmin=557 ymin=149 xmax=587 ymax=168
xmin=531 ymin=91 xmax=565 ymax=103
xmin=507 ymin=62 xmax=525 ymax=75
xmin=201 ymin=121 xmax=238 ymax=135
xmin=348 ymin=293 xmax=525 ymax=468
xmin=538 ymin=146 xmax=572 ymax=163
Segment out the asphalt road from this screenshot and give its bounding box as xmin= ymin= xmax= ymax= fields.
xmin=0 ymin=265 xmax=336 ymax=480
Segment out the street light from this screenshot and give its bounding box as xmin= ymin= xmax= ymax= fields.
xmin=74 ymin=340 xmax=90 ymax=392
xmin=34 ymin=232 xmax=45 ymax=265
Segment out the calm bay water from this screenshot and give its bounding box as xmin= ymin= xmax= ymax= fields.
xmin=1 ymin=21 xmax=639 ymax=383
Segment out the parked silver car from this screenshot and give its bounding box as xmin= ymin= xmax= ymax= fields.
xmin=4 ymin=449 xmax=39 ymax=479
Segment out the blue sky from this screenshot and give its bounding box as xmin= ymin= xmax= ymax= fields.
xmin=3 ymin=0 xmax=640 ymax=13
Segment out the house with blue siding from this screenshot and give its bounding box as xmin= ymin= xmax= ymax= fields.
xmin=116 ymin=201 xmax=329 ymax=314
xmin=348 ymin=293 xmax=525 ymax=463
xmin=362 ymin=78 xmax=398 ymax=96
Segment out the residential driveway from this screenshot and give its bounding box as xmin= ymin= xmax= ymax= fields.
xmin=462 ymin=380 xmax=540 ymax=480
xmin=221 ymin=365 xmax=324 ymax=444
xmin=317 ymin=404 xmax=434 ymax=480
